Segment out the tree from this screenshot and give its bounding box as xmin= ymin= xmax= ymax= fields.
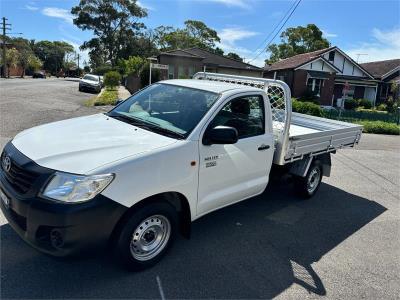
xmin=184 ymin=20 xmax=220 ymax=49
xmin=266 ymin=24 xmax=330 ymax=64
xmin=71 ymin=0 xmax=147 ymax=67
xmin=118 ymin=56 xmax=146 ymax=76
xmin=226 ymin=52 xmax=243 ymax=62
xmin=28 ymin=55 xmax=43 ymax=72
xmin=5 ymin=48 xmax=20 ymax=78
xmin=153 ymin=20 xmax=221 ymax=52
xmin=11 ymin=38 xmax=34 ymax=77
xmin=33 ymin=40 xmax=74 ymax=74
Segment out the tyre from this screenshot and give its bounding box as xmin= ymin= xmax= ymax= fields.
xmin=79 ymin=86 xmax=82 ymax=92
xmin=294 ymin=160 xmax=322 ymax=199
xmin=114 ymin=202 xmax=178 ymax=271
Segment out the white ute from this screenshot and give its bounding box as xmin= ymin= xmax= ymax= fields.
xmin=0 ymin=73 xmax=362 ymax=270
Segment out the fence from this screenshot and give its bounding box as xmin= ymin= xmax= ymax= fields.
xmin=324 ymin=108 xmax=400 ymax=124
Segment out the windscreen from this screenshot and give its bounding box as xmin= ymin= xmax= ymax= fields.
xmin=83 ymin=75 xmax=99 ymax=82
xmin=109 ymin=83 xmax=220 ymax=137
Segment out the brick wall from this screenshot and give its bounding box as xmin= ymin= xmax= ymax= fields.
xmin=292 ymin=69 xmax=308 ymax=98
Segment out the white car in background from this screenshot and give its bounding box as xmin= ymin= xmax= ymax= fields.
xmin=79 ymin=74 xmax=102 ymax=93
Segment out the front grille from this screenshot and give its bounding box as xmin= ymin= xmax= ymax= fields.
xmin=1 ymin=150 xmax=39 ymax=194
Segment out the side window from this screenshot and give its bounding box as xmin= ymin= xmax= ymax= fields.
xmin=210 ymin=95 xmax=265 ymax=139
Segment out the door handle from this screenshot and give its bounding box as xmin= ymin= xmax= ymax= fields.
xmin=258 ymin=144 xmax=270 ymax=151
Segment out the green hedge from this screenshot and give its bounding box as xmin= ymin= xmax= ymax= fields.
xmin=355 ymin=121 xmax=400 ymax=135
xmin=94 ymin=89 xmax=119 ymax=106
xmin=292 ymin=99 xmax=324 ymax=117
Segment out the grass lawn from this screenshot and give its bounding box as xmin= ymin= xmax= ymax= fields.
xmin=85 ymin=88 xmax=119 ymax=106
xmin=354 ymin=120 xmax=400 ymax=135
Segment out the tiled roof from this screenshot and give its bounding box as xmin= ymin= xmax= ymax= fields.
xmin=159 ymin=47 xmax=262 ymax=71
xmin=360 ymin=59 xmax=400 ymax=79
xmin=264 ymin=47 xmax=335 ymax=71
xmin=160 ymin=49 xmax=204 ymax=59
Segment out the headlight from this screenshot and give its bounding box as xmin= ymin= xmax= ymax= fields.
xmin=41 ymin=172 xmax=114 ymax=203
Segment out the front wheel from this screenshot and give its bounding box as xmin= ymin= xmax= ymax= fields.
xmin=114 ymin=202 xmax=178 ymax=271
xmin=294 ymin=161 xmax=322 ymax=198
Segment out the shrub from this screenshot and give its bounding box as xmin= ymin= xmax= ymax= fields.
xmin=356 ymin=121 xmax=400 ymax=135
xmin=357 ymin=98 xmax=372 ymax=109
xmin=376 ymin=103 xmax=387 ymax=111
xmin=292 ymin=99 xmax=324 ymax=117
xmin=386 ymin=96 xmax=400 ymax=113
xmin=104 ymin=71 xmax=121 ymax=89
xmin=344 ymin=98 xmax=358 ymax=110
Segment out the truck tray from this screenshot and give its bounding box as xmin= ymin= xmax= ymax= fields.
xmin=282 ymin=113 xmax=363 ymax=162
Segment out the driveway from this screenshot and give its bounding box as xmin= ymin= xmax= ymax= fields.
xmin=0 ymin=78 xmax=399 ymax=299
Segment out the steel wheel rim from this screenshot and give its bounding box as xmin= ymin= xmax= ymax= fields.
xmin=130 ymin=215 xmax=171 ymax=261
xmin=307 ymin=167 xmax=321 ymax=194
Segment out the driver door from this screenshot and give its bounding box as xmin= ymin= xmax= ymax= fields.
xmin=197 ymin=94 xmax=274 ymax=216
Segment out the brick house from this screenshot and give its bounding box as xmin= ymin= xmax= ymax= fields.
xmin=155 ymin=47 xmax=263 ymax=79
xmin=263 ymin=46 xmax=378 ymax=107
xmin=360 ymin=59 xmax=400 ymax=104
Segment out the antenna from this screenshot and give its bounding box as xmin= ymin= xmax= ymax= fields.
xmin=355 ymin=53 xmax=368 ymax=63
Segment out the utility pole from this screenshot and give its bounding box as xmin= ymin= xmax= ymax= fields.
xmin=1 ymin=17 xmax=11 ymax=78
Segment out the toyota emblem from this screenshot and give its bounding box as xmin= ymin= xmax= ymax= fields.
xmin=2 ymin=156 xmax=11 ymax=172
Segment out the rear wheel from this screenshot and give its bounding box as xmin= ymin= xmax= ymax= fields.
xmin=114 ymin=202 xmax=178 ymax=271
xmin=294 ymin=161 xmax=322 ymax=198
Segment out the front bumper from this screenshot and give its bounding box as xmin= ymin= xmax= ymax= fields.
xmin=79 ymin=83 xmax=100 ymax=92
xmin=0 ymin=142 xmax=127 ymax=256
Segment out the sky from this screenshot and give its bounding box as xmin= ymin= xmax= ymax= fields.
xmin=1 ymin=0 xmax=399 ymax=67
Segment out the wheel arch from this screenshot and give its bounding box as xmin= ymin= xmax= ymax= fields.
xmin=109 ymin=192 xmax=192 ymax=245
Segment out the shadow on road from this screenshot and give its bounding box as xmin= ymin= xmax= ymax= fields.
xmin=0 ymin=182 xmax=386 ymax=299
xmin=61 ymin=78 xmax=81 ymax=82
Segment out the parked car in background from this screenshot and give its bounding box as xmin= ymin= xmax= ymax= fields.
xmin=99 ymin=75 xmax=104 ymax=87
xmin=79 ymin=74 xmax=102 ymax=93
xmin=32 ymin=71 xmax=46 ymax=79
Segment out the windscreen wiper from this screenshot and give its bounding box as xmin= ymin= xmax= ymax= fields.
xmin=108 ymin=114 xmax=185 ymax=139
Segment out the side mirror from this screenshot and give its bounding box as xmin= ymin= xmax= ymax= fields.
xmin=203 ymin=126 xmax=238 ymax=145
xmin=115 ymin=99 xmax=124 ymax=106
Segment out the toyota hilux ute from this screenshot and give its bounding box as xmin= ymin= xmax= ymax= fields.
xmin=0 ymin=73 xmax=362 ymax=270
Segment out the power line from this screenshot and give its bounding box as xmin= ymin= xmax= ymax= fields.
xmin=250 ymin=0 xmax=299 ymax=54
xmin=248 ymin=0 xmax=302 ymax=64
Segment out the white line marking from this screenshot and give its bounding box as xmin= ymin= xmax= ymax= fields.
xmin=156 ymin=275 xmax=166 ymax=300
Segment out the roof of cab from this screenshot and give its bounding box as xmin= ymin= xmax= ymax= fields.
xmin=159 ymin=79 xmax=262 ymax=94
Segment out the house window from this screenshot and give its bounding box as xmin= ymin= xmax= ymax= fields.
xmin=168 ymin=65 xmax=174 ymax=79
xmin=307 ymin=78 xmax=322 ymax=96
xmin=328 ymin=51 xmax=335 ymax=62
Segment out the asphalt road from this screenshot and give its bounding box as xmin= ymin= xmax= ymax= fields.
xmin=0 ymin=77 xmax=106 ymax=150
xmin=0 ymin=78 xmax=399 ymax=299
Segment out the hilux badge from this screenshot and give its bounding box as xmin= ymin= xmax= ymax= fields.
xmin=2 ymin=156 xmax=11 ymax=172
